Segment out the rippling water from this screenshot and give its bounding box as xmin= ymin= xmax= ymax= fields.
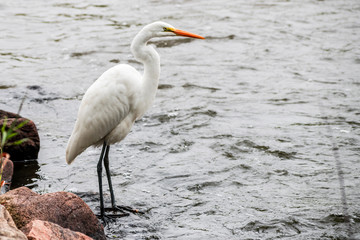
xmin=1 ymin=0 xmax=360 ymax=239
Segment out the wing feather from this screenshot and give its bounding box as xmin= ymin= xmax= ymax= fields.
xmin=66 ymin=64 xmax=141 ymax=164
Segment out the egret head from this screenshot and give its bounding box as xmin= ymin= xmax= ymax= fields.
xmin=145 ymin=21 xmax=205 ymax=39
xmin=131 ymin=21 xmax=204 ymax=61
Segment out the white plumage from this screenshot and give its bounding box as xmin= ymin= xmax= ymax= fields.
xmin=66 ymin=64 xmax=142 ymax=164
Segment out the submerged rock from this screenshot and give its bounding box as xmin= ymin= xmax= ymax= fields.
xmin=0 ymin=187 xmax=105 ymax=240
xmin=0 ymin=109 xmax=40 ymax=161
xmin=22 ymin=220 xmax=94 ymax=240
xmin=0 ymin=204 xmax=27 ymax=240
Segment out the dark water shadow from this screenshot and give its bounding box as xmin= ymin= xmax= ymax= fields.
xmin=11 ymin=160 xmax=40 ymax=189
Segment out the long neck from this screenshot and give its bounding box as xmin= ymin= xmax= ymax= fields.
xmin=131 ymin=30 xmax=160 ymax=109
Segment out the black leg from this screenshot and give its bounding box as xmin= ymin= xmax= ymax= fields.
xmin=103 ymin=145 xmax=144 ymax=215
xmin=97 ymin=142 xmax=107 ymax=219
xmin=103 ymin=145 xmax=116 ymax=207
xmin=97 ymin=142 xmax=128 ymax=226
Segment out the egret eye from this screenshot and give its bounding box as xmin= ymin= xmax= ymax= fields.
xmin=163 ymin=27 xmax=171 ymax=32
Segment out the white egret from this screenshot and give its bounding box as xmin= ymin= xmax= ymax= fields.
xmin=65 ymin=21 xmax=204 ymax=222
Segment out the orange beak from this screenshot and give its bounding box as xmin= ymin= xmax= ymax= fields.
xmin=173 ymin=29 xmax=205 ymax=39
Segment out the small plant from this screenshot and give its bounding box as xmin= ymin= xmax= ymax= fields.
xmin=0 ymin=117 xmax=29 ymax=188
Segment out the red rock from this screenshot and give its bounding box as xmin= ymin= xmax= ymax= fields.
xmin=23 ymin=219 xmax=94 ymax=240
xmin=0 ymin=187 xmax=105 ymax=240
xmin=0 ymin=204 xmax=27 ymax=240
xmin=1 ymin=153 xmax=14 ymax=194
xmin=1 ymin=153 xmax=13 ymax=181
xmin=0 ymin=116 xmax=40 ymax=161
xmin=0 ymin=109 xmax=40 ymax=161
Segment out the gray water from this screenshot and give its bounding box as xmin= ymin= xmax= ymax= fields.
xmin=1 ymin=0 xmax=360 ymax=239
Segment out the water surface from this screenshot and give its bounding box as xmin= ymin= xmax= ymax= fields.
xmin=1 ymin=0 xmax=359 ymax=239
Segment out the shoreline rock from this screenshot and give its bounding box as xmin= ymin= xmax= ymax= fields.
xmin=0 ymin=187 xmax=105 ymax=240
xmin=23 ymin=220 xmax=94 ymax=240
xmin=0 ymin=204 xmax=27 ymax=240
xmin=1 ymin=153 xmax=14 ymax=194
xmin=0 ymin=110 xmax=40 ymax=161
xmin=0 ymin=110 xmax=22 ymax=119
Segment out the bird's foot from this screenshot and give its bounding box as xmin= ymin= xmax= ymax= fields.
xmin=97 ymin=214 xmax=114 ymax=227
xmin=96 ymin=212 xmax=130 ymax=227
xmin=105 ymin=205 xmax=145 ymax=215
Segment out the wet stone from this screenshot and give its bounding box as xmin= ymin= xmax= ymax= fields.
xmin=0 ymin=110 xmax=40 ymax=161
xmin=0 ymin=187 xmax=105 ymax=240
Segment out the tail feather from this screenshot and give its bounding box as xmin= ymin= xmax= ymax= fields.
xmin=66 ymin=133 xmax=84 ymax=165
